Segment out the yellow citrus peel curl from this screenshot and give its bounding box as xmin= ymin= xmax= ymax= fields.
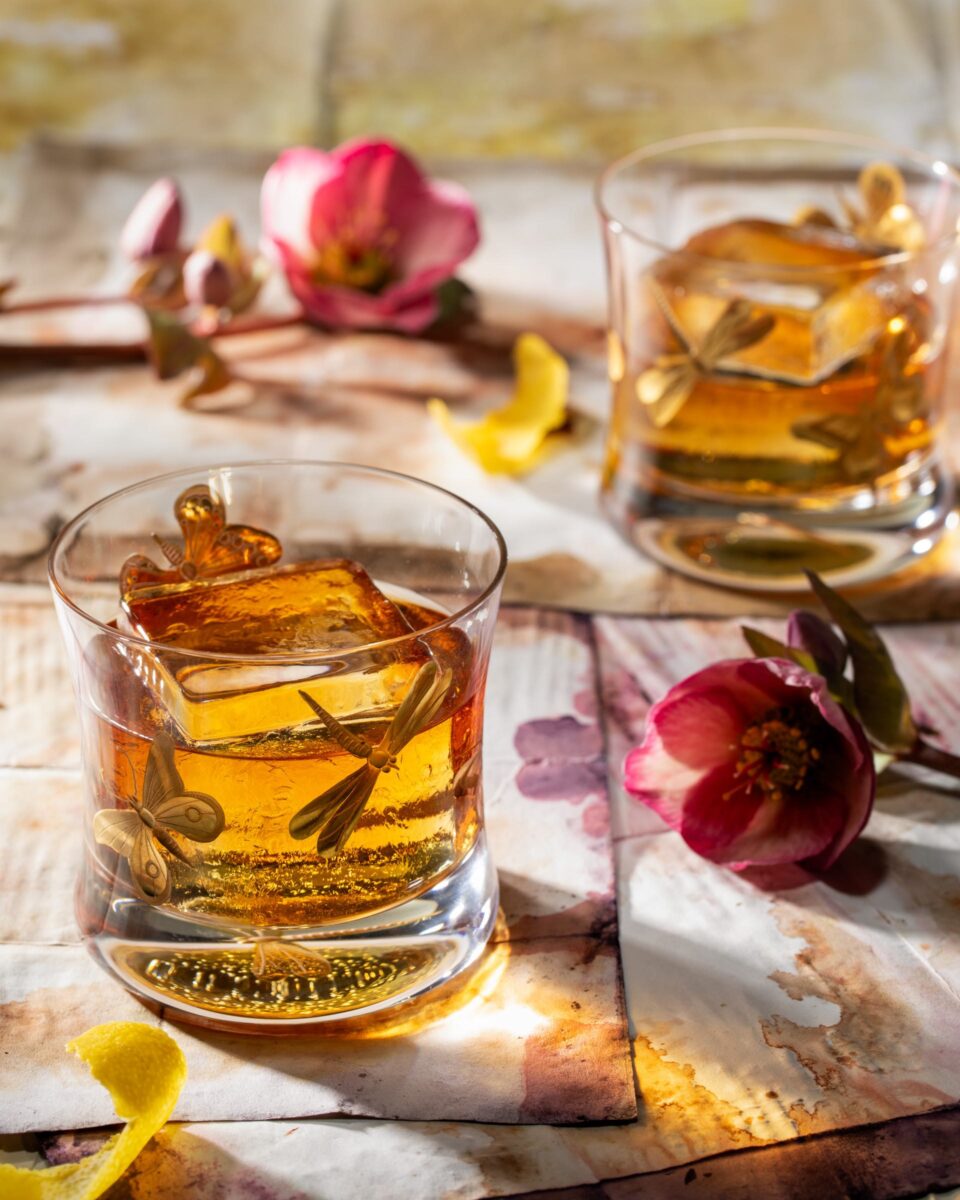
xmin=428 ymin=333 xmax=569 ymax=474
xmin=0 ymin=1022 xmax=186 ymax=1200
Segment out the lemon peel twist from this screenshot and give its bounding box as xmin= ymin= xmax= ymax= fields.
xmin=0 ymin=1022 xmax=186 ymax=1200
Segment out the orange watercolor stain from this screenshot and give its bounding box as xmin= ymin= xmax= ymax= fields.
xmin=631 ymin=1033 xmax=767 ymax=1157
xmin=762 ymin=907 xmax=956 ymax=1134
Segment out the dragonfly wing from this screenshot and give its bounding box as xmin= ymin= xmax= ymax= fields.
xmin=142 ymin=732 xmax=184 ymax=814
xmin=288 ymin=765 xmax=377 ymax=853
xmin=129 ymin=827 xmax=171 ymax=903
xmin=314 ymin=771 xmax=378 ymax=858
xmin=389 ymin=662 xmax=439 ymax=741
xmin=386 ymin=664 xmax=453 ymax=754
xmin=93 ymin=809 xmax=142 ymax=857
xmin=154 ymin=790 xmax=225 ymax=842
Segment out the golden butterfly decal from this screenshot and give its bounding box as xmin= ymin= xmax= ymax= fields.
xmin=794 ymin=161 xmax=924 ymax=252
xmin=93 ymin=732 xmax=226 ymax=904
xmin=289 ymin=660 xmax=453 ymax=857
xmin=637 ymin=298 xmax=775 ymax=428
xmin=120 ymin=482 xmax=282 ymax=595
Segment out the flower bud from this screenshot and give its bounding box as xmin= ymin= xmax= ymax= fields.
xmin=787 ymin=609 xmax=847 ymax=678
xmin=183 ymin=250 xmax=233 ymax=309
xmin=121 ymin=178 xmax=183 ymax=261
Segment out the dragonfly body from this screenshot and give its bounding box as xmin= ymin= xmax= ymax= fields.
xmin=290 ymin=660 xmax=452 ymax=857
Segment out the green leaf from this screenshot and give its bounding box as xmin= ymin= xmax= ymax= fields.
xmin=740 ymin=626 xmax=817 ymax=672
xmin=144 ymin=311 xmax=231 ymax=406
xmin=431 ymin=277 xmax=476 ymax=328
xmin=129 ymin=259 xmax=186 ymax=310
xmin=804 ymin=570 xmax=916 ymax=752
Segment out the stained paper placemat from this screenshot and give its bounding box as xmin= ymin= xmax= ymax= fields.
xmin=0 ymin=605 xmax=634 ymax=1130
xmin=19 ymin=614 xmax=960 ymax=1197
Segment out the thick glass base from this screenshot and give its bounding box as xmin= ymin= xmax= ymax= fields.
xmin=601 ymin=456 xmax=956 ymax=591
xmin=78 ymin=835 xmax=499 ymax=1033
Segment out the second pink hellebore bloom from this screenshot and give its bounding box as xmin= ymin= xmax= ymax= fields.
xmin=260 ymin=139 xmax=479 ymax=333
xmin=624 ymin=658 xmax=875 ymax=871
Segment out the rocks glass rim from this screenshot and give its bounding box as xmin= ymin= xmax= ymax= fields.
xmin=595 ymin=126 xmax=960 ymax=275
xmin=48 ymin=458 xmax=509 ymax=664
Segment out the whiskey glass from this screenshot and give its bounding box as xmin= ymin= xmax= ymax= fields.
xmin=49 ymin=462 xmax=506 ymax=1031
xmin=596 ymin=129 xmax=960 ymax=588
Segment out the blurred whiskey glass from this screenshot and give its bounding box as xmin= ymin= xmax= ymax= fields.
xmin=596 ymin=129 xmax=960 ymax=588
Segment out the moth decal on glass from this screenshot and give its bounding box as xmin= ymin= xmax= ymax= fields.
xmin=290 ymin=660 xmax=453 ymax=857
xmin=93 ymin=731 xmax=226 ymax=904
xmin=120 ymin=482 xmax=282 ymax=596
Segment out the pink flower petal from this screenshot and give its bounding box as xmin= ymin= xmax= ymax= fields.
xmin=261 ymin=138 xmax=479 ymax=330
xmin=717 ymin=785 xmax=846 ymax=867
xmin=677 ymin=761 xmax=764 ymax=855
xmin=261 ymin=147 xmax=341 ymax=262
xmin=282 ymin=253 xmax=439 ymax=332
xmin=390 ymin=180 xmax=480 ymax=293
xmin=319 ymin=139 xmax=425 ymax=248
xmin=804 ymin=718 xmax=875 ymax=869
xmin=650 ymin=685 xmax=745 ymax=768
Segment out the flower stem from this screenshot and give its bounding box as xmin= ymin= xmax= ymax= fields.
xmin=902 ymin=737 xmax=960 ymax=782
xmin=203 ymin=311 xmax=304 ymax=339
xmin=0 ymin=294 xmax=131 ymax=315
xmin=0 ymin=341 xmax=146 ymax=364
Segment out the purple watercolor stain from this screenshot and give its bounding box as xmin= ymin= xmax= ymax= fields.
xmin=514 ymin=715 xmax=606 ymax=803
xmin=515 ymin=715 xmax=602 ymax=760
xmin=517 ymin=758 xmax=608 ymax=801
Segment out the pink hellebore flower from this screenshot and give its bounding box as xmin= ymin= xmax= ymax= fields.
xmin=260 ymin=139 xmax=479 ymax=333
xmin=624 ymin=658 xmax=875 ymax=871
xmin=121 ymin=178 xmax=183 ymax=261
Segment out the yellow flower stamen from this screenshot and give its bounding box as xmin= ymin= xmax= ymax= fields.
xmin=724 ymin=707 xmax=822 ymax=803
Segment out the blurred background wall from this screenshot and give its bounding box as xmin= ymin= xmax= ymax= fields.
xmin=0 ymin=0 xmax=957 ymax=162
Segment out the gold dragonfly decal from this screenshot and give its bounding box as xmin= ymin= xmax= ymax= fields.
xmin=121 ymin=482 xmax=282 ymax=596
xmin=250 ymin=939 xmax=332 ymax=980
xmin=791 ymin=313 xmax=927 ymax=481
xmin=290 ymin=660 xmax=453 ymax=857
xmin=93 ymin=732 xmax=225 ymax=904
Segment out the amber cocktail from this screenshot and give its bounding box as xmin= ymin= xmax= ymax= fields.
xmin=597 ymin=130 xmax=960 ymax=586
xmin=49 ymin=463 xmax=505 ymax=1030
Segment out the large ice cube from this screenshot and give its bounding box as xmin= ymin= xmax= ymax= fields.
xmin=118 ymin=559 xmax=427 ymax=745
xmin=652 ymin=218 xmax=895 ymax=385
xmin=122 ymin=558 xmax=414 ymax=653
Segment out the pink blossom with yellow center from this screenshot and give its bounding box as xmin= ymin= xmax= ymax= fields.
xmin=624 ymin=657 xmax=875 ymax=870
xmin=260 ymin=139 xmax=479 ymax=333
